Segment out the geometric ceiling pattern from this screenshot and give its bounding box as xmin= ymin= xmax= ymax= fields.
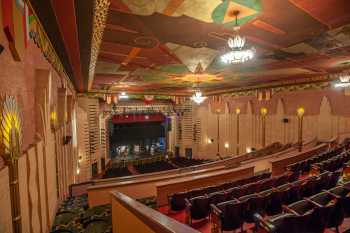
xmin=93 ymin=0 xmax=350 ymax=95
xmin=29 ymin=0 xmax=350 ymax=95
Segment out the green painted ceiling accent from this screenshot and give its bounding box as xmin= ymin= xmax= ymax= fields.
xmin=211 ymin=0 xmax=262 ymax=28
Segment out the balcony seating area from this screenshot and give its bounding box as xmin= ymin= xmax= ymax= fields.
xmin=287 ymin=146 xmax=345 ymax=174
xmin=168 ymin=171 xmax=272 ymax=212
xmin=135 ymin=160 xmax=176 ymax=174
xmin=51 ymin=194 xmax=112 ymax=233
xmin=185 ymin=171 xmax=301 ymax=226
xmin=211 ymin=170 xmax=343 ymax=233
xmin=255 ymin=179 xmax=350 ymax=233
xmin=314 ymin=152 xmax=350 ymax=173
xmin=171 ymin=157 xmax=211 ymax=167
xmin=102 ymin=167 xmax=131 ymax=178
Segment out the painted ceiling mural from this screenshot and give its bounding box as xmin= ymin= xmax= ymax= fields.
xmin=92 ymin=0 xmax=350 ymax=95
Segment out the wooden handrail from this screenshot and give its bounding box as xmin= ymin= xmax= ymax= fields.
xmin=111 ymin=191 xmax=200 ymax=233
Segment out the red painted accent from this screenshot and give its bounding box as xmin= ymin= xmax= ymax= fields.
xmin=112 ymin=113 xmax=165 ymax=124
xmin=51 ymin=0 xmax=84 ymax=91
xmin=1 ymin=0 xmax=14 ymax=38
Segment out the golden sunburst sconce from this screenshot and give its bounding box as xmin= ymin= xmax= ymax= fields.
xmin=0 ymin=95 xmax=23 ymax=233
xmin=0 ymin=95 xmax=23 ymax=161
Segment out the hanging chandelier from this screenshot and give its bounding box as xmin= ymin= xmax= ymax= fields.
xmin=118 ymin=91 xmax=129 ymax=99
xmin=334 ymin=72 xmax=350 ymax=88
xmin=221 ymin=11 xmax=255 ymax=64
xmin=191 ymin=89 xmax=207 ymax=104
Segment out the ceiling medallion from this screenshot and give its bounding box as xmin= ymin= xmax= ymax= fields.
xmin=221 ymin=11 xmax=255 ymax=64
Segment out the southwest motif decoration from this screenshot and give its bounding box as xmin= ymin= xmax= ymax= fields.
xmin=212 ymin=0 xmax=262 ymax=28
xmin=0 ymin=95 xmax=23 ymax=162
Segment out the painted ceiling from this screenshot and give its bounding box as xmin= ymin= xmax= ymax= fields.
xmin=28 ymin=0 xmax=350 ymax=95
xmin=92 ymin=0 xmax=350 ymax=95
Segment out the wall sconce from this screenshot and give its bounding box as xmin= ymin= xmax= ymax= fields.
xmin=297 ymin=107 xmax=305 ymax=152
xmin=235 ymin=108 xmax=241 ymax=115
xmin=246 ymin=147 xmax=252 ymax=153
xmin=297 ymin=107 xmax=305 ymax=117
xmin=76 ymin=167 xmax=80 ymax=175
xmin=106 ymin=95 xmax=112 ymax=104
xmin=224 ymin=142 xmax=229 ymax=148
xmin=208 ymin=138 xmax=214 ymax=144
xmin=260 ymin=107 xmax=268 ymax=116
xmin=260 ymin=107 xmax=268 ymax=147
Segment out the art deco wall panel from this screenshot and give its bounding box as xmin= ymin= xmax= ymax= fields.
xmin=18 ymin=156 xmax=30 ymax=233
xmin=0 ymin=168 xmax=13 ymax=233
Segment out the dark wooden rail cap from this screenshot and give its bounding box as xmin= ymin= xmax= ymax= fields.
xmin=112 ymin=191 xmax=201 ymax=233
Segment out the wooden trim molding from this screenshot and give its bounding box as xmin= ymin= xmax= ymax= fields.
xmin=111 ymin=191 xmax=200 ymax=233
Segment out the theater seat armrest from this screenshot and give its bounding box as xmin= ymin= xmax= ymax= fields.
xmin=282 ymin=205 xmax=299 ymax=215
xmin=254 ymin=213 xmax=276 ymax=233
xmin=210 ymin=204 xmax=222 ymax=216
xmin=304 ymin=198 xmax=322 ymax=207
xmin=185 ymin=198 xmax=192 ymax=208
xmin=324 ymin=190 xmax=341 ymax=199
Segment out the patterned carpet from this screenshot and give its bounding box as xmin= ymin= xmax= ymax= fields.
xmin=51 ymin=194 xmax=112 ymax=233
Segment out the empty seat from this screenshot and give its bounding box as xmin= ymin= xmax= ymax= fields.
xmin=169 ymin=191 xmax=188 ymax=211
xmin=211 ymin=199 xmax=244 ymax=232
xmin=208 ymin=191 xmax=227 ymax=206
xmin=239 ymin=193 xmax=265 ymax=223
xmin=186 ymin=196 xmax=210 ymax=224
xmin=309 ymin=192 xmax=344 ymax=233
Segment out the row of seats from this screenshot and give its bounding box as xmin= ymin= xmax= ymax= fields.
xmin=210 ymin=171 xmax=341 ymax=232
xmin=256 ymin=180 xmax=350 ymax=233
xmin=169 ymin=172 xmax=272 ymax=211
xmin=184 ymin=172 xmax=301 ymax=225
xmin=51 ymin=194 xmax=112 ymax=233
xmin=314 ymin=151 xmax=350 ymax=173
xmin=287 ymin=146 xmax=345 ymax=174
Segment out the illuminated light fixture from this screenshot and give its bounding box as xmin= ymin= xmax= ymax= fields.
xmin=260 ymin=107 xmax=268 ymax=116
xmin=112 ymin=95 xmax=118 ymax=104
xmin=235 ymin=108 xmax=241 ymax=115
xmin=106 ymin=95 xmax=112 ymax=104
xmin=246 ymin=147 xmax=252 ymax=153
xmin=118 ymin=91 xmax=129 ymax=99
xmin=224 ymin=142 xmax=229 ymax=148
xmin=334 ymin=73 xmax=350 ymax=88
xmin=77 ymin=167 xmax=80 ymax=175
xmin=208 ymin=138 xmax=213 ymax=144
xmin=191 ymin=89 xmax=207 ymax=104
xmin=221 ymin=11 xmax=255 ymax=64
xmin=297 ymin=107 xmax=305 ymax=117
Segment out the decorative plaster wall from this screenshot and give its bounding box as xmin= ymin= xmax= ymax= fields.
xmin=191 ymin=89 xmax=350 ymax=159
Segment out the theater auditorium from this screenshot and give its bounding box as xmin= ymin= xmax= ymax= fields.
xmin=1 ymin=0 xmax=350 ymax=233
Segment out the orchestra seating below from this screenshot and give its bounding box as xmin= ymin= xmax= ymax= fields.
xmin=102 ymin=167 xmax=131 ymax=178
xmin=171 ymin=157 xmax=210 ymax=167
xmin=135 ymin=160 xmax=176 ymax=174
